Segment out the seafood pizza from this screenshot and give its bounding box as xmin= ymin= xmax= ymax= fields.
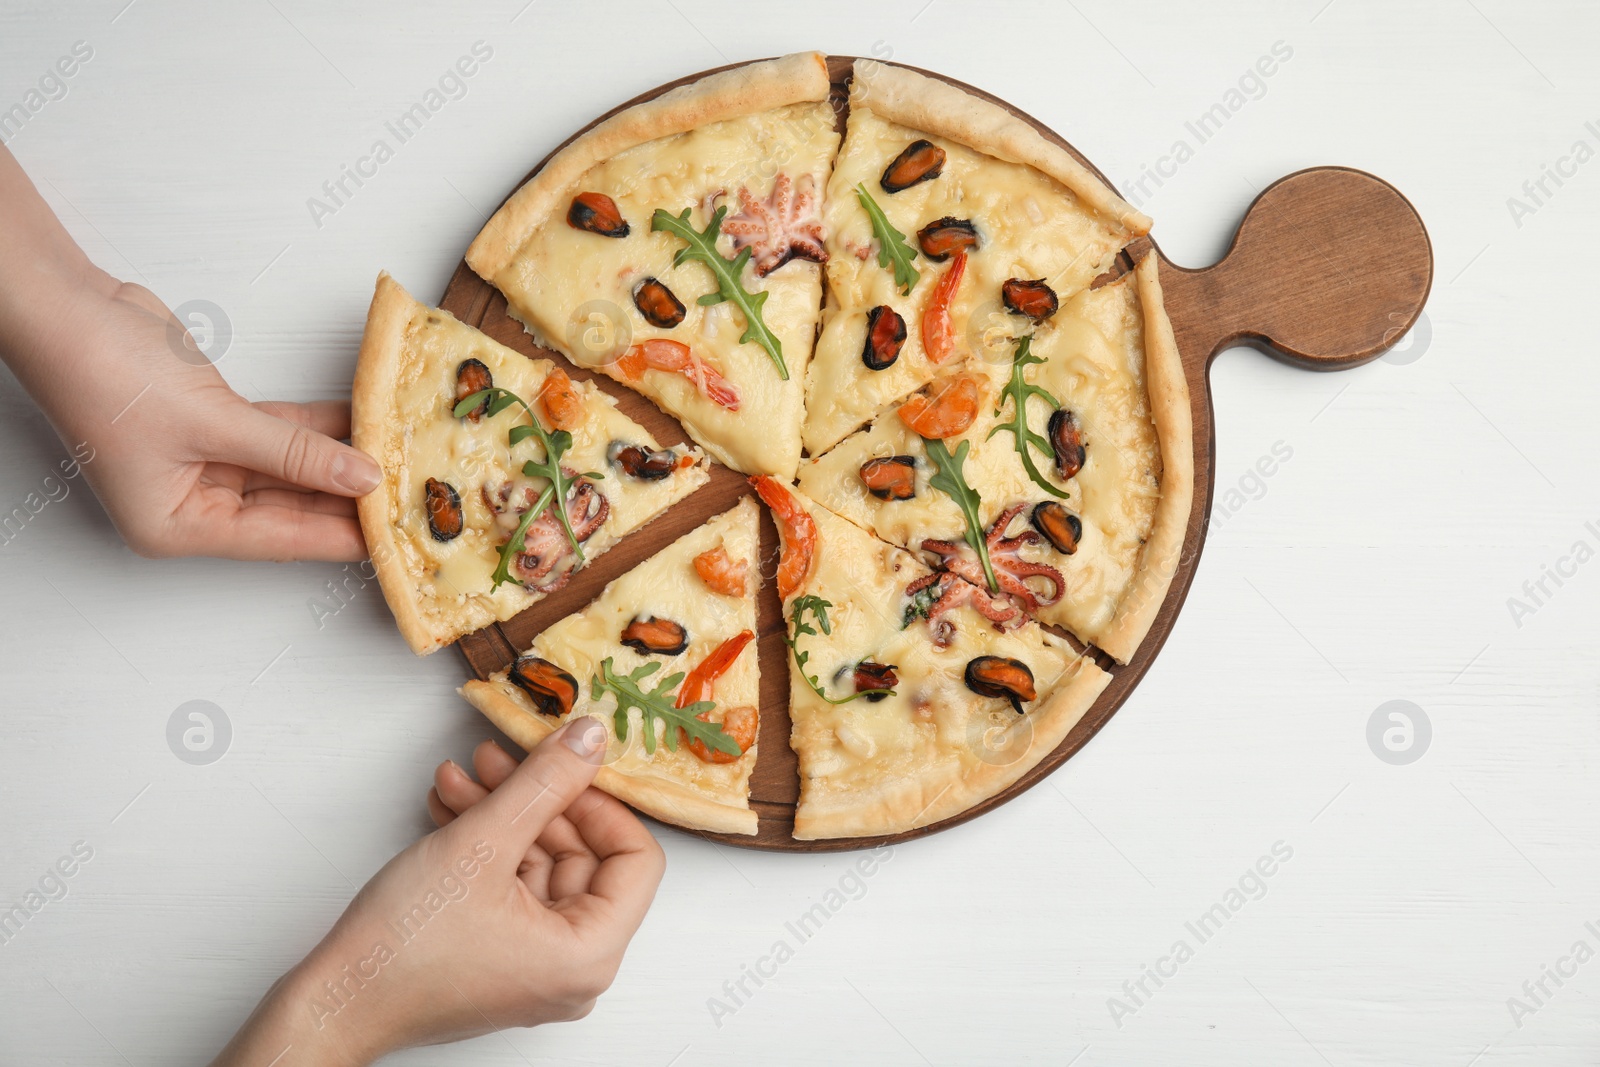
xmin=354 ymin=53 xmax=1194 ymax=837
xmin=461 ymin=500 xmax=762 ymax=834
xmin=352 ymin=274 xmax=708 ymax=655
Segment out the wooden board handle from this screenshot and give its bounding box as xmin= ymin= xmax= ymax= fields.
xmin=1153 ymin=166 xmax=1433 ymax=370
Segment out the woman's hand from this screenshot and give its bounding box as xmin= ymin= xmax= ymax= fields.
xmin=212 ymin=718 xmax=666 ymax=1066
xmin=0 ymin=145 xmax=380 ymax=561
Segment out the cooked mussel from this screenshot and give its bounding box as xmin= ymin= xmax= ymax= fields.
xmin=508 ymin=654 xmax=580 ymax=718
xmin=1031 ymin=501 xmax=1082 ymax=555
xmin=853 ymin=661 xmax=899 ymax=702
xmin=861 ymin=304 xmax=907 ymax=370
xmin=423 ymin=477 xmax=463 ymax=542
xmin=964 ymin=656 xmax=1036 ymax=712
xmin=880 ymin=139 xmax=946 ymax=193
xmin=916 ymin=217 xmax=980 ymax=260
xmin=567 ymin=191 xmax=629 ymax=237
xmin=620 ymin=616 xmax=688 ymax=656
xmin=633 ymin=276 xmax=685 ymax=328
xmin=455 ymin=358 xmax=492 ymax=421
xmin=1002 ymin=278 xmax=1059 ymax=322
xmin=1047 ymin=409 xmax=1086 ymax=480
xmin=609 ymin=440 xmax=676 ymax=481
xmin=859 ymin=455 xmax=917 ymax=501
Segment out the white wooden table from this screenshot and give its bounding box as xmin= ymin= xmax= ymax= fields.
xmin=3 ymin=2 xmax=1597 ymax=1063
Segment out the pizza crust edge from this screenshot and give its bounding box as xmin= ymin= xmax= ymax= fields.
xmin=461 ymin=679 xmax=760 ymax=836
xmin=1094 ymin=254 xmax=1194 ymax=664
xmin=792 ymin=653 xmax=1112 ymax=841
xmin=465 ymin=50 xmax=833 ymax=283
xmin=352 ymin=272 xmax=497 ymax=655
xmin=848 ymin=58 xmax=1152 ymax=238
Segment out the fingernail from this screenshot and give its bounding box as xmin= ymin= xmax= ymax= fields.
xmin=332 ymin=450 xmax=382 ymax=495
xmin=562 ymin=716 xmax=607 ymax=760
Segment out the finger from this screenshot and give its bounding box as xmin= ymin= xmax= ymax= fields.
xmin=241 ymin=488 xmax=359 ymax=518
xmin=210 ymin=504 xmax=368 ymax=562
xmin=434 ymin=759 xmax=489 ymax=817
xmin=427 ymin=787 xmax=457 ymax=828
xmin=555 ymin=787 xmax=665 ymax=934
xmin=213 ymin=404 xmax=381 ymax=498
xmin=253 ymin=399 xmax=353 ymax=442
xmin=472 ymin=739 xmax=521 ymax=791
xmin=460 ymin=716 xmax=606 ymax=854
xmin=536 ymin=814 xmax=601 ymax=902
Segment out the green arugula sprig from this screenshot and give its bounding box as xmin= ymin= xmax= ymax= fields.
xmin=590 ymin=657 xmax=741 ymax=758
xmin=902 ymin=581 xmax=941 ymax=628
xmin=454 ymin=386 xmax=596 ymax=591
xmin=786 ymin=595 xmax=896 ymax=705
xmin=922 ymin=435 xmax=999 ymax=595
xmin=987 ymin=335 xmax=1068 ymax=500
xmin=854 ymin=184 xmax=920 ymax=295
xmin=650 ymin=206 xmax=787 ymax=380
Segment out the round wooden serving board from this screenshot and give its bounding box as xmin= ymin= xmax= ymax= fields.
xmin=447 ymin=56 xmax=1433 ymax=852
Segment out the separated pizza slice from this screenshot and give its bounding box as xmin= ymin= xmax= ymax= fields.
xmin=798 ymin=256 xmax=1192 ymax=663
xmin=353 ymin=273 xmax=710 ymax=655
xmin=804 ymin=58 xmax=1152 ymax=458
xmin=461 ymin=499 xmax=762 ymax=835
xmin=751 ymin=477 xmax=1109 ymax=840
xmin=466 ymin=52 xmax=840 ymax=480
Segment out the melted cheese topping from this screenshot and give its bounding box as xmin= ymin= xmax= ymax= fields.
xmin=385 ymin=303 xmax=708 ymax=638
xmin=501 ymin=500 xmax=761 ymax=807
xmin=489 ymin=103 xmax=841 ymax=479
xmin=804 ymin=107 xmax=1136 ymax=457
xmin=777 ymin=486 xmax=1082 ymax=816
xmin=796 ymin=271 xmax=1160 ymax=646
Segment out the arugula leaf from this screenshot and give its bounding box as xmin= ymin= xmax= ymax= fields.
xmin=650 ymin=206 xmax=787 ymax=380
xmin=986 ymin=335 xmax=1068 ymax=500
xmin=454 ymin=386 xmax=596 ymax=590
xmin=589 ymin=657 xmax=740 ymax=757
xmin=854 ymin=184 xmax=921 ymax=295
xmin=922 ymin=435 xmax=998 ymax=595
xmin=785 ymin=594 xmax=896 ymax=705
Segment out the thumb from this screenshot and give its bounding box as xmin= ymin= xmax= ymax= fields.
xmin=463 ymin=716 xmax=607 ymax=851
xmin=215 ymin=403 xmax=382 ymax=497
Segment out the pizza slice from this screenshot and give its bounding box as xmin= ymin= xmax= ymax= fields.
xmin=466 ymin=52 xmax=840 ymax=480
xmin=803 ymin=58 xmax=1152 ymax=458
xmin=751 ymin=477 xmax=1109 ymax=840
xmin=461 ymin=498 xmax=762 ymax=835
xmin=353 ymin=273 xmax=710 ymax=655
xmin=797 ymin=255 xmax=1192 ymax=663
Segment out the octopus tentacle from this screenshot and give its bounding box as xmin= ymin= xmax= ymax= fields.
xmin=920 ymin=504 xmax=1065 ymax=614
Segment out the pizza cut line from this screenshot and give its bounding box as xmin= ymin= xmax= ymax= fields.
xmin=356 ymin=53 xmax=1194 ymax=838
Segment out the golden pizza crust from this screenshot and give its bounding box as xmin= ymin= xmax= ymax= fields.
xmin=1094 ymin=254 xmax=1193 ymax=664
xmin=352 ymin=273 xmax=486 ymax=655
xmin=461 ymin=679 xmax=758 ymax=836
xmin=792 ymin=653 xmax=1111 ymax=840
xmin=848 ymin=59 xmax=1151 ymax=238
xmin=467 ymin=52 xmax=832 ymax=281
